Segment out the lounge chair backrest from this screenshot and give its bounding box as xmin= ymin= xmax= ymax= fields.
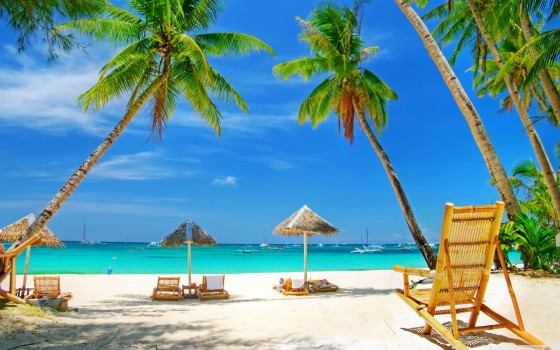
xmin=157 ymin=277 xmax=180 ymax=292
xmin=34 ymin=276 xmax=60 ymax=298
xmin=292 ymin=279 xmax=304 ymax=289
xmin=430 ymin=202 xmax=504 ymax=307
xmin=204 ymin=275 xmax=224 ymax=291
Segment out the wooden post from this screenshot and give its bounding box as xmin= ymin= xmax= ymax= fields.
xmin=187 ymin=240 xmax=192 ymax=287
xmin=21 ymin=246 xmax=31 ymax=296
xmin=303 ymin=233 xmax=308 ymax=283
xmin=9 ymin=257 xmax=16 ymax=295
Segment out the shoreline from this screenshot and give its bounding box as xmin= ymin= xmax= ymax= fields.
xmin=2 ymin=270 xmax=559 ymax=349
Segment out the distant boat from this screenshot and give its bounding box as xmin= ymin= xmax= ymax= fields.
xmin=240 ymin=245 xmax=259 ymax=254
xmin=80 ymin=224 xmax=102 ymax=245
xmin=147 ymin=241 xmax=161 ymax=248
xmin=351 ymin=245 xmax=382 ymax=254
xmin=259 ymin=232 xmax=269 ymax=248
xmin=351 ymin=228 xmax=382 ymax=253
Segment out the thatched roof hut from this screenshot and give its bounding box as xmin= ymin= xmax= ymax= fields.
xmin=161 ymin=220 xmax=216 ymax=247
xmin=0 ymin=214 xmax=63 ymax=247
xmin=273 ymin=205 xmax=339 ymax=236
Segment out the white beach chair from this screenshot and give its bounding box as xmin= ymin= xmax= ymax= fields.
xmin=198 ymin=274 xmax=229 ymax=300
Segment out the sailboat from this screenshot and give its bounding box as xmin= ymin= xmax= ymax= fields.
xmin=80 ymin=224 xmax=102 ymax=245
xmin=351 ymin=229 xmax=382 ymax=253
xmin=259 ymin=232 xmax=269 ymax=248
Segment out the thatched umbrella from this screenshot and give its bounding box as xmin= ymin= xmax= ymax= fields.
xmin=0 ymin=214 xmax=64 ymax=296
xmin=273 ymin=205 xmax=339 ymax=283
xmin=161 ymin=218 xmax=216 ymax=286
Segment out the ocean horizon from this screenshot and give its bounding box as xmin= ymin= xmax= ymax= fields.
xmin=4 ymin=241 xmax=522 ymax=275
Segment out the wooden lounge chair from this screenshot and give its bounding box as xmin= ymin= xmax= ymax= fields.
xmin=198 ymin=275 xmax=229 ymax=300
xmin=281 ymin=278 xmax=308 ymax=296
xmin=151 ymin=276 xmax=182 ymax=301
xmin=309 ymin=279 xmax=339 ymax=293
xmin=393 ymin=202 xmax=545 ymax=349
xmin=24 ymin=276 xmax=72 ymax=300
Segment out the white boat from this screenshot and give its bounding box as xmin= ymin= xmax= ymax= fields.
xmin=240 ymin=245 xmax=259 ymax=254
xmin=80 ymin=224 xmax=102 ymax=245
xmin=351 ymin=229 xmax=382 ymax=253
xmin=148 ymin=241 xmax=161 ymax=247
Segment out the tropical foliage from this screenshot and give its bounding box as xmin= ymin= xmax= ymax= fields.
xmin=500 ymin=212 xmax=558 ymax=272
xmin=274 ymin=2 xmax=437 ymax=268
xmin=422 ymin=0 xmax=560 ymax=226
xmin=0 ymin=0 xmax=104 ymax=58
xmin=498 ymin=160 xmax=559 ymax=273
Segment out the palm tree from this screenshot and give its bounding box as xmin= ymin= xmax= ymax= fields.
xmin=489 ymin=0 xmax=560 ymax=125
xmin=4 ymin=0 xmax=274 ymax=261
xmin=457 ymin=0 xmax=560 ymax=225
xmin=273 ymin=3 xmax=437 ymax=268
xmin=510 ymin=160 xmax=558 ymax=226
xmin=393 ymin=0 xmax=522 ymax=219
xmin=0 ymin=0 xmax=104 ymax=58
xmin=425 ymin=1 xmax=560 ymax=222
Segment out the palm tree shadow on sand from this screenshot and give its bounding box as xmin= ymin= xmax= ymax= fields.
xmin=402 ymin=320 xmax=529 ymax=349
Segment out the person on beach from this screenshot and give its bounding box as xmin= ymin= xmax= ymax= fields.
xmin=106 ymin=266 xmax=113 ymax=275
xmin=277 ymin=278 xmax=284 ymax=292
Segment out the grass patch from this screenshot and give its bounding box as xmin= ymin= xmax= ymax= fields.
xmin=0 ymin=299 xmax=56 ymax=335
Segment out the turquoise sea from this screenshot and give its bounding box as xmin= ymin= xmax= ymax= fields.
xmin=5 ymin=242 xmax=522 ymax=275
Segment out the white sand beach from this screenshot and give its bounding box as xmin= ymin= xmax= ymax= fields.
xmin=1 ymin=270 xmax=559 ymax=349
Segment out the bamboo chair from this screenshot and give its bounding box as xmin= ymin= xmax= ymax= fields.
xmin=308 ymin=279 xmax=339 ymax=293
xmin=151 ymin=276 xmax=182 ymax=301
xmin=393 ymin=202 xmax=545 ymax=349
xmin=25 ymin=276 xmax=72 ymax=300
xmin=198 ymin=275 xmax=229 ymax=300
xmin=281 ymin=278 xmax=308 ymax=296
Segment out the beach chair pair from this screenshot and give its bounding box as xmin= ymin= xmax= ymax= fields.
xmin=152 ymin=275 xmax=229 ymax=301
xmin=393 ymin=202 xmax=545 ymax=349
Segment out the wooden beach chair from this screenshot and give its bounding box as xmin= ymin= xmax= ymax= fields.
xmin=25 ymin=276 xmax=72 ymax=300
xmin=198 ymin=275 xmax=229 ymax=300
xmin=281 ymin=278 xmax=308 ymax=296
xmin=393 ymin=202 xmax=545 ymax=349
xmin=151 ymin=276 xmax=182 ymax=301
xmin=308 ymin=279 xmax=339 ymax=293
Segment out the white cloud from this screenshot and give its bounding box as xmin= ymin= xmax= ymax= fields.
xmin=170 ymin=110 xmax=298 ymax=138
xmin=0 ymin=45 xmax=127 ymax=136
xmin=211 ymin=176 xmax=238 ymax=186
xmin=90 ymin=151 xmax=192 ymax=181
xmin=246 ymin=156 xmax=295 ymax=171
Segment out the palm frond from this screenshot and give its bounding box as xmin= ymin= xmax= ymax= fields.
xmin=194 ymin=32 xmax=275 ymax=57
xmin=273 ymin=57 xmax=329 ymax=80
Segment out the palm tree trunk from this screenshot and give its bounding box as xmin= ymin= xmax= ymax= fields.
xmin=356 ymin=113 xmax=437 ymax=269
xmin=466 ymin=0 xmax=560 ymax=225
xmin=394 ymin=0 xmax=521 ymax=220
xmin=5 ymin=74 xmax=169 ymax=254
xmin=519 ymin=3 xmax=560 ymax=125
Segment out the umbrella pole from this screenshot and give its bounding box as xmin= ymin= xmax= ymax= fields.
xmin=187 ymin=241 xmax=192 ymax=286
xmin=303 ymin=233 xmax=308 ymax=283
xmin=21 ymin=246 xmax=31 ymax=296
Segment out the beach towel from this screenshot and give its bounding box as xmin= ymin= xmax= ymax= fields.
xmin=206 ymin=275 xmax=224 ymax=290
xmin=292 ymin=279 xmax=304 ymax=289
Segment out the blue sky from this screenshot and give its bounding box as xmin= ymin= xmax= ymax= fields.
xmin=0 ymin=0 xmax=557 ymax=245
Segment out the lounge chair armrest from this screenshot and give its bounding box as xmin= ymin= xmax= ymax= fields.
xmin=393 ymin=265 xmax=434 ymax=278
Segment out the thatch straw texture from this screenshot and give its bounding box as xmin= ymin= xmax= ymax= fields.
xmin=161 ymin=220 xmax=217 ymax=247
xmin=273 ymin=205 xmax=339 ymax=236
xmin=0 ymin=214 xmax=63 ymax=247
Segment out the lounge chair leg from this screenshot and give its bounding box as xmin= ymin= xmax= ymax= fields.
xmin=423 ymin=323 xmax=432 ymax=335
